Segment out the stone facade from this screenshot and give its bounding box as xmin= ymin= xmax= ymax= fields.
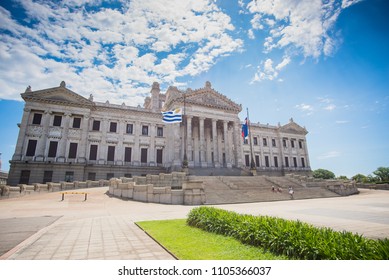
xmin=7 ymin=81 xmax=311 ymax=185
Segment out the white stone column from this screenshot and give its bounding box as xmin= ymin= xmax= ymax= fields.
xmin=212 ymin=119 xmax=219 ymax=167
xmin=78 ymin=114 xmax=89 ymax=163
xmin=303 ymin=139 xmax=311 ymax=169
xmin=237 ymin=121 xmax=245 ymax=168
xmin=35 ymin=110 xmax=51 ymax=161
xmin=13 ymin=108 xmax=31 ymax=160
xmin=116 ymin=120 xmax=125 ymax=164
xmin=173 ymin=123 xmax=182 ymax=167
xmin=223 ymin=121 xmax=232 ymax=168
xmin=98 ymin=118 xmax=108 ymax=163
xmin=187 ymin=116 xmax=192 ymax=162
xmin=149 ymin=124 xmax=156 ymax=165
xmin=232 ymin=121 xmax=241 ymax=167
xmin=199 ymin=117 xmax=206 ymax=167
xmin=57 ymin=112 xmax=71 ymax=162
xmin=133 ymin=120 xmax=140 ymax=165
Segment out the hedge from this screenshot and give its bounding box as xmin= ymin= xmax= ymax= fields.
xmin=187 ymin=206 xmax=389 ymax=260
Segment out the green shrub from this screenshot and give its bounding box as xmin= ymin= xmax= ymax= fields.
xmin=187 ymin=206 xmax=389 ymax=260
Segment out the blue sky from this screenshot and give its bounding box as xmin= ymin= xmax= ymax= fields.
xmin=0 ymin=0 xmax=388 ymax=178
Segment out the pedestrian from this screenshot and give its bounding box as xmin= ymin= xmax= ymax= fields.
xmin=288 ymin=186 xmax=294 ymax=199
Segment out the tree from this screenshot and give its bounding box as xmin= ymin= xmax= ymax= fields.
xmin=352 ymin=174 xmax=367 ymax=183
xmin=373 ymin=167 xmax=389 ymax=182
xmin=337 ymin=175 xmax=348 ymax=180
xmin=312 ymin=169 xmax=335 ymax=180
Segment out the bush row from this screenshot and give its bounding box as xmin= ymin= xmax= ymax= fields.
xmin=187 ymin=206 xmax=389 ymax=260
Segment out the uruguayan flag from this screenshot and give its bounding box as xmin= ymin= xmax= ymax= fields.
xmin=162 ymin=108 xmax=182 ymax=123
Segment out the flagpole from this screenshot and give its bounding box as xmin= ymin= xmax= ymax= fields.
xmin=247 ymin=108 xmax=256 ymax=170
xmin=183 ymin=92 xmax=188 ymax=169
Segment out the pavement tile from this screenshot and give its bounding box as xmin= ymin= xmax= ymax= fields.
xmin=0 ymin=187 xmax=388 ymax=260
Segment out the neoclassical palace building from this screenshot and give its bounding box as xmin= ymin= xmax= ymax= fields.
xmin=8 ymin=81 xmax=311 ymax=185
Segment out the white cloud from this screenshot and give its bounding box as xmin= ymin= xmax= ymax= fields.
xmin=251 ymin=56 xmax=291 ymax=83
xmin=318 ymin=151 xmax=341 ymax=160
xmin=336 ymin=120 xmax=349 ymax=124
xmin=247 ymin=0 xmax=361 ymax=83
xmin=0 ymin=0 xmax=242 ymax=104
xmin=295 ymin=103 xmax=314 ymax=115
xmin=248 ymin=29 xmax=255 ymax=39
xmin=324 ymin=104 xmax=336 ymax=111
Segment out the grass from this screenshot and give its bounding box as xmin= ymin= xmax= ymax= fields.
xmin=136 ymin=219 xmax=287 ymax=260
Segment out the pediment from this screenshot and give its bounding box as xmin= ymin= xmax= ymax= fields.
xmin=279 ymin=120 xmax=308 ymax=135
xmin=22 ymin=86 xmax=94 ymax=108
xmin=166 ymin=87 xmax=242 ymax=113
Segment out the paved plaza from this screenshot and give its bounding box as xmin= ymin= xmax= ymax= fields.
xmin=0 ymin=187 xmax=388 ymax=260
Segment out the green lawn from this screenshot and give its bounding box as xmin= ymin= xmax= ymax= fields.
xmin=136 ymin=219 xmax=287 ymax=260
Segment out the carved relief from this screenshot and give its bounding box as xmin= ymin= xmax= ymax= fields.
xmin=48 ymin=127 xmax=62 ymax=139
xmin=26 ymin=125 xmax=44 ymax=137
xmin=68 ymin=128 xmax=81 ymax=139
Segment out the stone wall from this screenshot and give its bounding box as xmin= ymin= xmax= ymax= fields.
xmin=285 ymin=174 xmax=359 ymax=196
xmin=108 ymin=172 xmax=205 ymax=205
xmin=0 ymin=172 xmax=205 ymax=205
xmin=356 ymin=183 xmax=389 ymax=191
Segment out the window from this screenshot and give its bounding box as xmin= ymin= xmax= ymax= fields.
xmin=263 ymin=138 xmax=267 ymax=146
xmin=253 ymin=137 xmax=258 ymax=145
xmin=126 ymin=124 xmax=133 ymax=134
xmin=43 ymin=171 xmax=53 ymax=183
xmin=19 ymin=170 xmax=31 ymax=184
xmin=274 ymin=156 xmax=278 ymax=168
xmin=32 ymin=113 xmax=42 ymax=125
xmin=65 ymin=171 xmax=74 ymax=182
xmin=245 ymin=155 xmax=250 ymax=167
xmin=293 ymin=157 xmax=298 ymax=167
xmin=291 ymin=140 xmax=295 ymax=148
xmin=48 ymin=141 xmax=58 ymax=157
xmin=265 ymin=156 xmax=270 ymax=167
xmin=68 ymin=143 xmax=78 ymax=159
xmin=142 ymin=125 xmax=149 ymax=136
xmin=283 ymin=139 xmax=287 ymax=148
xmin=244 ymin=138 xmax=248 ymax=145
xmin=272 ymin=139 xmax=276 ymax=147
xmin=109 ymin=122 xmax=117 ymax=133
xmin=107 ymin=146 xmax=115 ymax=161
xmin=124 ymin=147 xmax=132 ymax=162
xmin=299 ymin=140 xmax=303 ymax=149
xmin=255 ymin=155 xmax=260 ymax=167
xmin=92 ymin=120 xmax=100 ymax=131
xmin=156 ymin=149 xmax=163 ymax=164
xmin=107 ymin=173 xmax=114 ymax=180
xmin=285 ymin=157 xmax=289 ymax=167
xmin=53 ymin=115 xmax=62 ymax=127
xmin=26 ymin=139 xmax=37 ymax=156
xmin=73 ymin=117 xmax=81 ymax=128
xmin=157 ymin=127 xmax=163 ymax=137
xmin=124 ymin=174 xmax=132 ymax=178
xmin=88 ymin=172 xmax=96 ymax=181
xmin=301 ymin=157 xmax=306 ymax=168
xmin=141 ymin=148 xmax=148 ymax=163
xmin=89 ymin=145 xmax=98 ymax=160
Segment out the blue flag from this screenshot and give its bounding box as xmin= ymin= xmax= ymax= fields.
xmin=162 ymin=108 xmax=182 ymax=123
xmin=242 ymin=117 xmax=248 ymax=139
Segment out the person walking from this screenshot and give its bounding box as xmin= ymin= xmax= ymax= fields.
xmin=288 ymin=186 xmax=294 ymax=199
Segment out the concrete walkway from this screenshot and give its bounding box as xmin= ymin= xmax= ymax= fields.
xmin=0 ymin=187 xmax=388 ymax=260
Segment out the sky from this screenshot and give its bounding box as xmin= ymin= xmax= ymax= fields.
xmin=0 ymin=0 xmax=388 ymax=178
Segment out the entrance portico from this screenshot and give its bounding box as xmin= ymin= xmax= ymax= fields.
xmin=181 ymin=116 xmax=239 ymax=168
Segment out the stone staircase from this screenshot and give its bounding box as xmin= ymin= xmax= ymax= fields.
xmin=201 ymin=176 xmax=340 ymax=205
